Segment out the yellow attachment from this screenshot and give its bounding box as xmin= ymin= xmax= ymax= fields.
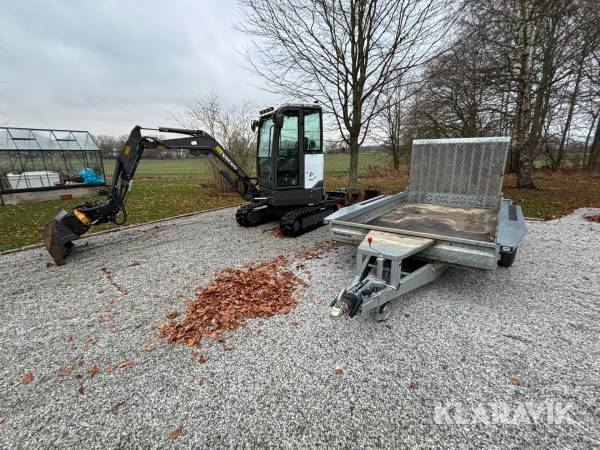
xmin=73 ymin=209 xmax=91 ymax=225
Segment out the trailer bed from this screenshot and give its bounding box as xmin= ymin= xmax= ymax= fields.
xmin=367 ymin=202 xmax=497 ymax=243
xmin=325 ymin=137 xmax=527 ymax=271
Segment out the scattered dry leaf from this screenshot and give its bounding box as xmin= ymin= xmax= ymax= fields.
xmin=100 ymin=266 xmax=128 ymax=295
xmin=166 ymin=310 xmax=179 ymax=320
xmin=66 ymin=335 xmax=73 ymax=344
xmin=75 ymin=373 xmax=83 ymax=379
xmin=335 ymin=368 xmax=344 ymax=376
xmin=106 ymin=364 xmax=113 ymax=374
xmin=0 ymin=416 xmax=5 ymax=425
xmin=140 ymin=346 xmax=156 ymax=352
xmin=78 ymin=385 xmax=85 ymax=395
xmin=409 ymin=381 xmax=417 ymax=390
xmin=404 ymin=313 xmax=410 ymax=318
xmin=384 ymin=324 xmax=392 ymax=330
xmin=196 ymin=377 xmax=205 ymax=385
xmin=511 ymin=377 xmax=522 ymax=386
xmin=290 ymin=320 xmax=299 ymax=327
xmin=583 ymin=214 xmax=600 ymax=223
xmin=294 ymin=241 xmax=339 ymax=261
xmin=46 ymin=261 xmax=56 ymax=268
xmin=262 ymin=226 xmax=285 ymax=239
xmin=89 ymin=365 xmax=98 ymax=378
xmin=314 ymin=299 xmax=322 ymax=305
xmin=440 ymin=363 xmax=449 ymax=370
xmin=170 ymin=427 xmax=183 ymax=440
xmin=84 ymin=336 xmax=99 ymax=345
xmin=117 ymin=360 xmax=133 ymax=369
xmin=59 ymin=367 xmax=74 ymax=378
xmin=21 ymin=372 xmax=33 ymax=385
xmin=199 ymin=354 xmax=209 ymax=364
xmin=129 ymin=261 xmax=142 ymax=267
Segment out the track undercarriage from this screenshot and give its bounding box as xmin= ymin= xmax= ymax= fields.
xmin=235 ymin=195 xmax=344 ymax=237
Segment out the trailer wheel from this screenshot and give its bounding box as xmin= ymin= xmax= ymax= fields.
xmin=375 ymin=303 xmax=391 ymax=322
xmin=498 ymin=248 xmax=517 ymax=267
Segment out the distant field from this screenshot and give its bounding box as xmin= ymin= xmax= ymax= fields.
xmin=1 ymin=153 xmax=599 ymax=252
xmin=103 ymin=153 xmax=391 ymax=179
xmin=0 ymin=153 xmax=390 ymax=251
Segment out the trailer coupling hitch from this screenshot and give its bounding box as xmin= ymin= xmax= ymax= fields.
xmin=330 ymin=290 xmax=362 ymax=319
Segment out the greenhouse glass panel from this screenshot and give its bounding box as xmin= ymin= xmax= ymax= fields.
xmin=0 ymin=127 xmax=106 ymax=193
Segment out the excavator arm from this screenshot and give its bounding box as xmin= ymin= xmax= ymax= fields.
xmin=43 ymin=125 xmax=258 ymax=265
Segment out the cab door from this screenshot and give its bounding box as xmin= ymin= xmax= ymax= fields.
xmin=256 ymin=117 xmax=275 ymax=188
xmin=275 ymin=110 xmax=301 ymax=189
xmin=301 ymin=108 xmax=323 ymax=189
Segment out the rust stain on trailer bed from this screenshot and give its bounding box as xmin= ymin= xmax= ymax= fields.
xmin=367 ymin=202 xmax=498 ymax=242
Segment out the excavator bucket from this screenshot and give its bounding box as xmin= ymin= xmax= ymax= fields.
xmin=43 ymin=210 xmax=86 ymax=265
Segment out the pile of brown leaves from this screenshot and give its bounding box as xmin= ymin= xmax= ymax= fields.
xmin=583 ymin=214 xmax=600 ymax=223
xmin=159 ymin=256 xmax=307 ymax=346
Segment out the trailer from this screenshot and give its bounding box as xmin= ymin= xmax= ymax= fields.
xmin=325 ymin=137 xmax=527 ymax=321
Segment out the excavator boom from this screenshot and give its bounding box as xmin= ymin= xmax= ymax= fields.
xmin=43 ymin=126 xmax=258 ymax=265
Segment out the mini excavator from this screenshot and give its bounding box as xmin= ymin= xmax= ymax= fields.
xmin=44 ymin=103 xmax=351 ymax=265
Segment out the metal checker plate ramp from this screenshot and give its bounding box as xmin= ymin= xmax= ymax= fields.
xmin=408 ymin=137 xmax=510 ymax=209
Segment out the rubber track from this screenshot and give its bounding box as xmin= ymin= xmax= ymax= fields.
xmin=235 ymin=202 xmax=266 ymax=227
xmin=280 ymin=205 xmax=335 ymax=237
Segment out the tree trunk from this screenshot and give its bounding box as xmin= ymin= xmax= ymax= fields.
xmin=583 ymin=113 xmax=598 ymax=167
xmin=514 ymin=0 xmax=537 ymax=189
xmin=346 ymin=133 xmax=360 ymax=198
xmin=557 ymin=55 xmax=585 ymax=168
xmin=391 ymin=145 xmax=400 ymax=170
xmin=587 ymin=118 xmax=600 ymax=172
xmin=517 ymin=153 xmax=536 ymax=188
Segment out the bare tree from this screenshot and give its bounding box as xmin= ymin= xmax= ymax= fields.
xmin=377 ymin=79 xmax=413 ymax=169
xmin=94 ymin=134 xmax=129 ymax=159
xmin=174 ymin=93 xmax=256 ymax=191
xmin=239 ymin=0 xmax=455 ymax=195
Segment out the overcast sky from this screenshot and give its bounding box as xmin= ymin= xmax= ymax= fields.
xmin=0 ymin=0 xmax=279 ymax=135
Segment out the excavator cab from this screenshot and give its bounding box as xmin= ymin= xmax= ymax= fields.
xmin=252 ymin=104 xmax=326 ymax=207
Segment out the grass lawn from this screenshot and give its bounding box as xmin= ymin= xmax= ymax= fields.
xmin=1 ymin=155 xmax=599 ymax=252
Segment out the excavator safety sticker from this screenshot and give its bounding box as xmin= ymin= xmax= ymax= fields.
xmin=123 ymin=145 xmax=130 ymax=156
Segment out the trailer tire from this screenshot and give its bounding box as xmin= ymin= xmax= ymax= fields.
xmin=498 ymin=248 xmax=517 ymax=267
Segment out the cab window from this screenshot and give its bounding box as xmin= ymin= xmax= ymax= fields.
xmin=257 ymin=118 xmax=274 ymax=182
xmin=303 ymin=110 xmax=321 ymax=152
xmin=277 ymin=112 xmax=299 ymax=187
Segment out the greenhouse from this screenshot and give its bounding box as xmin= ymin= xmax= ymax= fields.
xmin=0 ymin=127 xmax=107 ymax=205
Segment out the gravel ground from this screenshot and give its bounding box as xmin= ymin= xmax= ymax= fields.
xmin=0 ymin=207 xmax=599 ymax=448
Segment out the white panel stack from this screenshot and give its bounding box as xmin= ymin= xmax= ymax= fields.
xmin=7 ymin=171 xmax=60 ymax=189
